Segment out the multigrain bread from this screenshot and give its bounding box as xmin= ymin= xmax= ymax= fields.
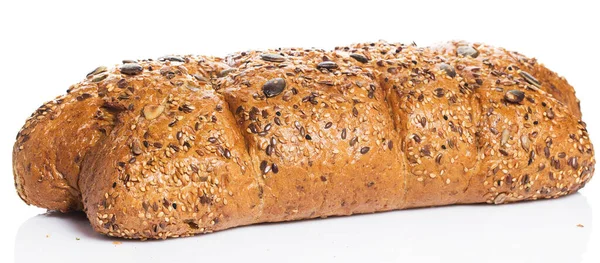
xmin=13 ymin=41 xmax=595 ymax=239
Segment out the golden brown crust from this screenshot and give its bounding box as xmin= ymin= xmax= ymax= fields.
xmin=12 ymin=41 xmax=595 ymax=239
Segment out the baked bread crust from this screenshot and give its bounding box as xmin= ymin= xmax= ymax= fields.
xmin=12 ymin=41 xmax=595 ymax=239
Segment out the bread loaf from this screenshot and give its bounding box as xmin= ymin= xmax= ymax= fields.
xmin=13 ymin=41 xmax=595 ymax=239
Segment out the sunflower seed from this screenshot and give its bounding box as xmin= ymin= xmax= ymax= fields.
xmin=546 ymin=108 xmax=555 ymax=119
xmin=568 ymin=157 xmax=579 ymax=169
xmin=264 ymin=123 xmax=272 ymax=132
xmin=538 ymin=163 xmax=545 ymax=172
xmin=519 ymin=71 xmax=541 ymax=87
xmin=117 ymin=78 xmax=128 ymax=88
xmin=494 ymin=193 xmax=507 ymax=204
xmin=498 ymin=149 xmax=509 ymax=156
xmin=528 ymin=150 xmax=535 ymax=165
xmin=131 ymin=141 xmax=142 ymax=155
xmin=261 ymin=160 xmax=271 ymax=174
xmin=360 ymin=147 xmax=370 ymax=154
xmin=349 ymin=137 xmax=358 ymax=146
xmin=413 ymin=134 xmax=421 ymax=143
xmin=435 ymin=153 xmax=443 ymax=164
xmin=248 ymin=123 xmax=258 ymax=133
xmin=433 ymin=88 xmax=445 ymax=98
xmin=490 ymin=127 xmax=498 ymax=135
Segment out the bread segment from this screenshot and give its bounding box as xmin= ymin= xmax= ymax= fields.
xmin=377 ymin=46 xmax=481 ymax=207
xmin=79 ymin=58 xmax=262 ymax=238
xmin=222 ymin=48 xmax=405 ymax=222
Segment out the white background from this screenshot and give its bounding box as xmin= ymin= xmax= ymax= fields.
xmin=0 ymin=0 xmax=598 ymax=262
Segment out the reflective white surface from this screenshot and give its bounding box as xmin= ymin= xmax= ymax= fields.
xmin=16 ymin=194 xmax=592 ymax=263
xmin=2 ymin=1 xmax=600 ymax=262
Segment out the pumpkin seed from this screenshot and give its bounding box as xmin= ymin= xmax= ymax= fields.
xmin=92 ymin=73 xmax=108 ymax=82
xmin=504 ymin=90 xmax=525 ymax=104
xmin=263 ymin=78 xmax=286 ymax=98
xmin=457 ymin=45 xmax=479 ymax=58
xmin=86 ymin=66 xmax=107 ymax=78
xmin=494 ymin=193 xmax=507 ymax=204
xmin=438 ymin=63 xmax=456 ymax=78
xmin=159 ymin=56 xmax=185 ymax=62
xmin=192 ymin=74 xmax=207 ymax=82
xmin=349 ymin=53 xmax=368 ymax=63
xmin=120 ymin=63 xmax=143 ymax=75
xmin=260 ymin=53 xmax=285 ymax=62
xmin=501 ymin=129 xmax=510 ymax=145
xmin=520 ymin=135 xmax=530 ymax=151
xmin=317 ymin=61 xmax=338 ymax=70
xmin=218 ymin=68 xmax=235 ymax=77
xmin=143 ymin=105 xmax=164 ymax=120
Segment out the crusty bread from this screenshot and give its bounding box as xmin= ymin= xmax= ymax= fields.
xmin=13 ymin=41 xmax=595 ymax=239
